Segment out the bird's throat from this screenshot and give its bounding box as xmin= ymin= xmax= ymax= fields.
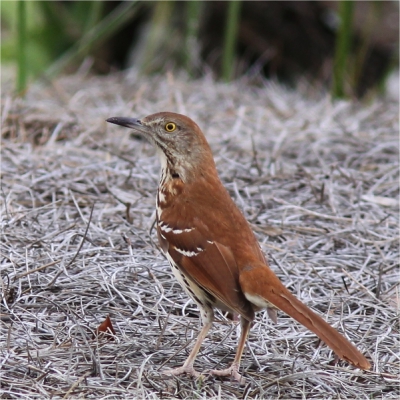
xmin=156 ymin=166 xmax=185 ymax=217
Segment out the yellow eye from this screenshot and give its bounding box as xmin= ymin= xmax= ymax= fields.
xmin=165 ymin=122 xmax=176 ymax=132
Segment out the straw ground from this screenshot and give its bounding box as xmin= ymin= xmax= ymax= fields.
xmin=1 ymin=71 xmax=399 ymax=398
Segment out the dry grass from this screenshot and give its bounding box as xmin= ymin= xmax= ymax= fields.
xmin=1 ymin=71 xmax=399 ymax=399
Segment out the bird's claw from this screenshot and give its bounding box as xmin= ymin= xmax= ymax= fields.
xmin=162 ymin=365 xmax=201 ymax=378
xmin=209 ymin=364 xmax=245 ymax=385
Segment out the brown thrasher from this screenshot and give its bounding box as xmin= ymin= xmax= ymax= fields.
xmin=107 ymin=112 xmax=371 ymax=382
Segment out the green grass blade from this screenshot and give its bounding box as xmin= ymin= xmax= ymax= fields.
xmin=222 ymin=1 xmax=241 ymax=82
xmin=332 ymin=0 xmax=354 ymax=99
xmin=141 ymin=1 xmax=175 ymax=74
xmin=17 ymin=0 xmax=27 ymax=93
xmin=184 ymin=1 xmax=202 ymax=75
xmin=45 ymin=1 xmax=141 ymax=78
xmin=83 ymin=1 xmax=105 ymax=34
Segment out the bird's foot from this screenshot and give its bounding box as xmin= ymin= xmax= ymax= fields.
xmin=209 ymin=363 xmax=245 ymax=385
xmin=162 ymin=365 xmax=201 ymax=378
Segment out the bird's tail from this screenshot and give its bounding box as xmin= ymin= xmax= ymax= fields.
xmin=239 ymin=263 xmax=371 ymax=370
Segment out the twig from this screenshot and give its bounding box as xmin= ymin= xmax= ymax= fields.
xmin=47 ymin=202 xmax=95 ymax=287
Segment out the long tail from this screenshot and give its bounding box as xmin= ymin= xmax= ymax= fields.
xmin=239 ymin=263 xmax=371 ymax=370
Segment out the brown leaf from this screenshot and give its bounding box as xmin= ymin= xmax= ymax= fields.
xmin=94 ymin=315 xmax=116 ymax=341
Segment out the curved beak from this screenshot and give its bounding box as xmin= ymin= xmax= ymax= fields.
xmin=106 ymin=117 xmax=142 ymax=129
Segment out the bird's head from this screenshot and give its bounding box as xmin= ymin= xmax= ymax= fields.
xmin=107 ymin=112 xmax=215 ymax=182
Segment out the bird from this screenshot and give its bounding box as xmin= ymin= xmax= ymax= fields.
xmin=106 ymin=112 xmax=371 ymax=382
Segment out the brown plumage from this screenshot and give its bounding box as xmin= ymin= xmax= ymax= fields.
xmin=107 ymin=112 xmax=371 ymax=382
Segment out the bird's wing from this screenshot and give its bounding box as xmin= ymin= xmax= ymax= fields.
xmin=239 ymin=262 xmax=371 ymax=370
xmin=157 ymin=215 xmax=255 ymax=321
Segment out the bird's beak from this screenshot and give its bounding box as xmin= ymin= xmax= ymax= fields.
xmin=106 ymin=117 xmax=143 ymax=129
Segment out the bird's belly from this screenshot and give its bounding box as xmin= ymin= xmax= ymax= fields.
xmin=164 ymin=251 xmax=220 ymax=311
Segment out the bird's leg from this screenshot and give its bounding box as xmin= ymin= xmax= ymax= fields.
xmin=163 ymin=307 xmax=213 ymax=378
xmin=210 ymin=317 xmax=251 ymax=384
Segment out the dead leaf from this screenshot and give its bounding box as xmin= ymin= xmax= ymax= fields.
xmin=94 ymin=315 xmax=116 ymax=340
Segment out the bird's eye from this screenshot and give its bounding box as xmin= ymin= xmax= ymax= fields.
xmin=165 ymin=122 xmax=176 ymax=132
